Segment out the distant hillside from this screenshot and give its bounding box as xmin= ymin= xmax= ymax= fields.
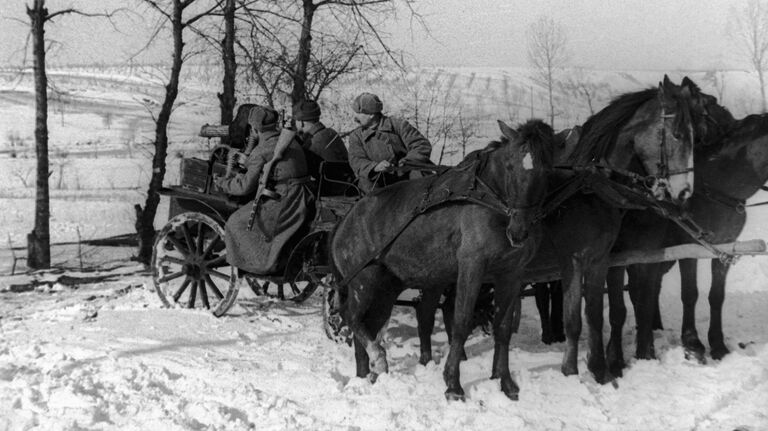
xmin=1 ymin=64 xmax=763 ymax=164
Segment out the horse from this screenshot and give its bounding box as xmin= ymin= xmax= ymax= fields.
xmin=329 ymin=119 xmax=555 ymax=401
xmin=523 ymin=76 xmax=697 ymax=383
xmin=532 ymin=126 xmax=581 ymax=345
xmin=607 ymin=80 xmax=768 ymax=364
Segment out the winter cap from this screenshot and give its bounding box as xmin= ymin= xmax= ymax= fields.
xmin=292 ymin=100 xmax=321 ymax=122
xmin=248 ymin=106 xmax=279 ymax=132
xmin=352 ymin=92 xmax=383 ymax=114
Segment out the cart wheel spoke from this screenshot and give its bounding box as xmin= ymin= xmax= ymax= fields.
xmin=160 ymin=255 xmax=187 ymax=266
xmin=197 ymin=221 xmax=205 ymax=253
xmin=187 ymin=279 xmax=198 ymax=308
xmin=159 ymin=270 xmax=186 ymax=284
xmin=202 ymin=236 xmax=221 ymax=259
xmin=172 ymin=277 xmax=192 ymax=303
xmin=209 ymin=270 xmax=231 ymax=282
xmin=289 ymin=282 xmax=301 ymax=296
xmin=205 ymin=255 xmax=227 ymax=268
xmin=204 ymin=274 xmax=224 ymax=299
xmin=199 ymin=279 xmax=210 ymax=309
xmin=167 ymin=234 xmax=192 ymax=258
xmin=181 ymin=223 xmax=197 ymax=255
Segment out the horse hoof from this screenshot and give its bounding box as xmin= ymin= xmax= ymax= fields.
xmin=444 ymin=390 xmax=466 ymax=402
xmin=370 ymin=357 xmax=388 ymax=376
xmin=608 ymin=361 xmax=625 ymax=379
xmin=711 ymin=345 xmax=730 ymax=361
xmin=553 ymin=333 xmax=566 ymax=343
xmin=501 ymin=379 xmax=520 ymax=401
xmin=561 ymin=363 xmax=578 ymax=377
xmin=541 ymin=331 xmax=553 ymax=345
xmin=683 ymin=348 xmax=706 ymax=364
xmin=594 ymin=370 xmax=616 ymax=385
xmin=635 ymin=347 xmax=656 ymax=361
xmin=503 ymin=390 xmax=519 ymax=401
xmin=368 ymin=372 xmax=379 ymax=384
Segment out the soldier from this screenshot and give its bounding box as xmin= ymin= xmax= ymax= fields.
xmin=214 ymin=105 xmax=315 ymax=275
xmin=292 ymin=99 xmax=348 ymax=181
xmin=347 ymin=92 xmax=433 ymax=193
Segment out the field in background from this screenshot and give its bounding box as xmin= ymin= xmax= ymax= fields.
xmin=0 ymin=64 xmax=765 ymax=267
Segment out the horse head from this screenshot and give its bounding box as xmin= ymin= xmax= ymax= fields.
xmin=618 ymin=76 xmax=696 ymax=203
xmin=681 ymin=76 xmax=736 ymax=147
xmin=495 ymin=119 xmax=555 ymax=245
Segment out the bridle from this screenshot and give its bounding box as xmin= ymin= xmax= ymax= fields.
xmin=648 ymin=99 xmax=695 ymax=193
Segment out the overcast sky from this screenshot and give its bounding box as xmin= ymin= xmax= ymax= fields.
xmin=0 ymin=0 xmax=745 ymax=71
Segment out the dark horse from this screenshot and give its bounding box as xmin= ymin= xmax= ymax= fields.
xmin=524 ymin=76 xmax=697 ymax=383
xmin=330 ymin=120 xmax=555 ymax=401
xmin=607 ymin=79 xmax=768 ymax=364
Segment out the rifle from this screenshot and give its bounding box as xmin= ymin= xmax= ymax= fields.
xmin=246 ymin=112 xmax=296 ymax=232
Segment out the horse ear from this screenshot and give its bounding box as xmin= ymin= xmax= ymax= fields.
xmin=663 ymin=74 xmax=672 ymax=87
xmin=497 ymin=120 xmax=518 ymax=140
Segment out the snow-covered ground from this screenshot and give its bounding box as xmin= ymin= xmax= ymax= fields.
xmin=1 ymin=66 xmax=768 ymax=430
xmin=1 ymin=254 xmax=767 ymax=430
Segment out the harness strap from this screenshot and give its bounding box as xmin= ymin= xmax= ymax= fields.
xmin=335 ymin=164 xmax=514 ymax=290
xmin=699 ymin=182 xmax=768 ymax=214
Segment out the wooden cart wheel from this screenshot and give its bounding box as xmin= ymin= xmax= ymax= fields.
xmin=152 ymin=212 xmax=239 ymax=317
xmin=280 ymin=231 xmax=327 ymax=302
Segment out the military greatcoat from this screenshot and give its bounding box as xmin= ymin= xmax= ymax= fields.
xmin=347 ymin=116 xmax=432 ymax=193
xmin=215 ymin=129 xmax=314 ymax=274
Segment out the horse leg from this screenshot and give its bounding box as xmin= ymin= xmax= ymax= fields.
xmin=606 ymin=266 xmax=627 ymax=377
xmin=490 ymin=273 xmax=522 ymax=400
xmin=415 ymin=288 xmax=441 ymax=365
xmin=709 ymin=259 xmax=731 ymax=360
xmin=534 ymin=283 xmax=554 ymax=344
xmin=362 ymin=287 xmax=400 ymax=382
xmin=345 ymin=265 xmax=394 ymax=380
xmin=440 ymin=287 xmax=468 ymax=361
xmin=629 ymin=263 xmax=660 ymax=360
xmin=560 ymin=256 xmax=583 ymax=377
xmin=443 ymin=264 xmax=483 ymax=401
xmin=679 ymin=258 xmax=706 ymax=362
xmin=550 ymin=281 xmax=566 ymax=342
xmin=584 ymin=263 xmax=611 ymax=383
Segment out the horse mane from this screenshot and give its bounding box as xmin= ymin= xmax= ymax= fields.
xmin=462 ymin=119 xmax=555 ymax=168
xmin=567 ymin=88 xmax=658 ymax=165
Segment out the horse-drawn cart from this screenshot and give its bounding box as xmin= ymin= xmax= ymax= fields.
xmin=151 ymin=110 xmax=361 ymax=317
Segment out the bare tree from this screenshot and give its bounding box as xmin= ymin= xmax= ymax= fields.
xmin=24 ymin=0 xmax=118 ymax=269
xmin=218 ymin=0 xmax=236 ymax=145
xmin=134 ymin=0 xmax=224 ymax=265
xmin=703 ymin=68 xmax=728 ymax=102
xmin=559 ymin=67 xmax=611 ymax=116
xmin=526 ymin=15 xmax=568 ymax=127
xmin=237 ymin=0 xmax=422 ymax=107
xmin=729 ymin=0 xmax=768 ymax=112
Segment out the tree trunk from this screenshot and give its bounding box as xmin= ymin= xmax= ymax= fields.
xmin=27 ymin=0 xmax=51 ymax=270
xmin=547 ymin=66 xmax=555 ymax=127
xmin=135 ymin=0 xmax=185 ymax=264
xmin=218 ymin=0 xmax=236 ymax=144
xmin=291 ymin=0 xmax=316 ymax=104
xmin=759 ymin=68 xmax=767 ymax=113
